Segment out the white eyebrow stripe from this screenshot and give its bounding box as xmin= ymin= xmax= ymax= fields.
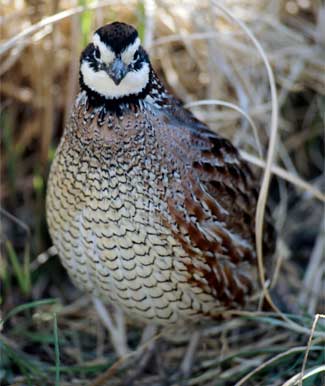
xmin=93 ymin=33 xmax=115 ymax=63
xmin=121 ymin=37 xmax=140 ymax=64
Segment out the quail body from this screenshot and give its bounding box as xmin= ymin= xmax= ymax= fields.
xmin=46 ymin=22 xmax=274 ymax=326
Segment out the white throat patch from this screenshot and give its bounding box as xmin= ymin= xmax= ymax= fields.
xmin=81 ymin=61 xmax=150 ymax=99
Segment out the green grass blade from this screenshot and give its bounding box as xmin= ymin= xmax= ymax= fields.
xmin=5 ymin=240 xmax=31 ymax=295
xmin=1 ymin=298 xmax=58 ymax=327
xmin=79 ymin=0 xmax=92 ymax=48
xmin=53 ymin=313 xmax=60 ymax=386
xmin=136 ymin=1 xmax=146 ymax=41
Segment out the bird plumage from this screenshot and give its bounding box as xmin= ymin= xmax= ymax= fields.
xmin=46 ymin=21 xmax=275 ymax=326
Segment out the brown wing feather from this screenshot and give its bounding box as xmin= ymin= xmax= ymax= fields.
xmin=156 ymin=102 xmax=275 ymax=308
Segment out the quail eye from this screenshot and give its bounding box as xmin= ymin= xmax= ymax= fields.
xmin=94 ymin=46 xmax=100 ymax=59
xmin=133 ymin=50 xmax=140 ymax=61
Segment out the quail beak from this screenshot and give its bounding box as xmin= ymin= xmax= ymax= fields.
xmin=107 ymin=58 xmax=128 ymax=85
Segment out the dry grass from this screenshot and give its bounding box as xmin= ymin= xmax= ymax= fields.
xmin=1 ymin=0 xmax=324 ymax=385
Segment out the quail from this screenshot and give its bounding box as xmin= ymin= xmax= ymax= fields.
xmin=46 ymin=21 xmax=275 ymax=354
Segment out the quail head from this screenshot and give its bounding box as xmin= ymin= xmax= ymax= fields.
xmin=46 ymin=22 xmax=275 ymax=327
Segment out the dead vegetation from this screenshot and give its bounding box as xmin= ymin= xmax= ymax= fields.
xmin=1 ymin=0 xmax=324 ymax=385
